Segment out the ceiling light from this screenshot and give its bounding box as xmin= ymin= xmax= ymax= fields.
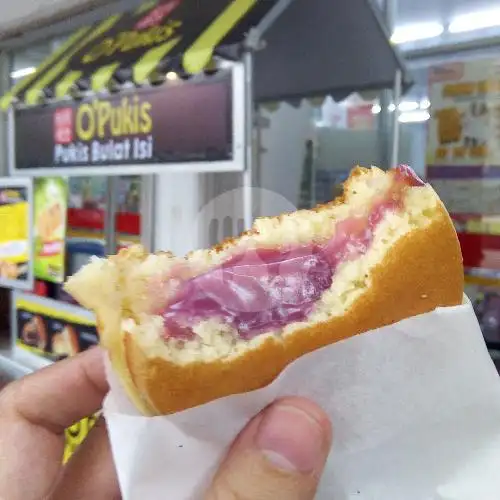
xmin=391 ymin=22 xmax=444 ymax=44
xmin=10 ymin=66 xmax=36 ymax=79
xmin=449 ymin=9 xmax=500 ymax=33
xmin=398 ymin=101 xmax=419 ymax=112
xmin=399 ymin=110 xmax=431 ymax=123
xmin=420 ymin=98 xmax=431 ymax=109
xmin=388 ymin=103 xmax=396 ymax=112
xmin=371 ymin=104 xmax=381 ymax=114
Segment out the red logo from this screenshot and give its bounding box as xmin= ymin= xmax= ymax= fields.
xmin=54 ymin=108 xmax=73 ymax=144
xmin=40 ymin=240 xmax=63 ymax=257
xmin=135 ymin=0 xmax=182 ymax=30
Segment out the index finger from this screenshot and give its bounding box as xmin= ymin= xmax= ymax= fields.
xmin=0 ymin=347 xmax=108 ymax=434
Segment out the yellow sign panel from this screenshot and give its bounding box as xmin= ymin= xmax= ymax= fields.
xmin=63 ymin=414 xmax=99 ymax=463
xmin=0 ymin=201 xmax=28 ymax=263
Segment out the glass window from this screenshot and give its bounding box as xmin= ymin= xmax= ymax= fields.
xmin=10 ymin=36 xmax=69 ymax=87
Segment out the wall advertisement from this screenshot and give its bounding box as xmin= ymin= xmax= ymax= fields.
xmin=33 ymin=178 xmax=69 ymax=284
xmin=427 ymin=58 xmax=500 ymax=344
xmin=0 ymin=178 xmax=33 ymax=289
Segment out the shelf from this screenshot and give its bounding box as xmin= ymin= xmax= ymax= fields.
xmin=0 ymin=339 xmax=52 ymax=380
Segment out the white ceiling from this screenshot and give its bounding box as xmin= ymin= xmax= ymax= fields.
xmin=0 ymin=0 xmax=111 ymax=36
xmin=396 ymin=0 xmax=497 ymax=25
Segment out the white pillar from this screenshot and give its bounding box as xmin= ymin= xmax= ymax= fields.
xmin=153 ymin=172 xmax=201 ymax=256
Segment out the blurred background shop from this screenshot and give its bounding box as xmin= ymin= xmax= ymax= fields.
xmin=0 ymin=0 xmax=500 ymax=453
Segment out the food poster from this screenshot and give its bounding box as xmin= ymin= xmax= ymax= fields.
xmin=33 ymin=178 xmax=68 ymax=283
xmin=427 ymin=59 xmax=500 ymax=169
xmin=0 ymin=181 xmax=32 ymax=288
xmin=15 ymin=294 xmax=98 ymax=362
xmin=425 ymin=58 xmax=500 ymax=239
xmin=426 ymin=58 xmax=500 ymax=341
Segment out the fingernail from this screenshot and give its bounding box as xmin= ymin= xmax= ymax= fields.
xmin=256 ymin=402 xmax=327 ymax=473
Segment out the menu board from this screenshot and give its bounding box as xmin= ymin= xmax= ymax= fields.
xmin=0 ymin=178 xmax=33 ymax=290
xmin=14 ymin=294 xmax=98 ymax=361
xmin=33 ymin=177 xmax=68 ymax=283
xmin=427 ymin=59 xmax=500 ymax=169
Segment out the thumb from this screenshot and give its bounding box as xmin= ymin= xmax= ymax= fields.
xmin=206 ymin=397 xmax=332 ymax=500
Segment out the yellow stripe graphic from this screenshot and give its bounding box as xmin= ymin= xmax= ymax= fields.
xmin=55 ymin=70 xmax=83 ymax=98
xmin=25 ymin=14 xmax=121 ymax=106
xmin=15 ymin=298 xmax=95 ymax=326
xmin=183 ymin=0 xmax=257 ymax=74
xmin=133 ymin=36 xmax=181 ymax=83
xmin=0 ymin=27 xmax=90 ymax=110
xmin=91 ymin=63 xmax=120 ymax=92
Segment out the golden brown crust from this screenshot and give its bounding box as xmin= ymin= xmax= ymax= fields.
xmin=121 ymin=204 xmax=463 ymax=415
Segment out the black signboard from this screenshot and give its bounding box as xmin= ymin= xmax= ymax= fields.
xmin=12 ymin=71 xmax=239 ymax=175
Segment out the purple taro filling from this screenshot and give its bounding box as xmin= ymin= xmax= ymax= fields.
xmin=161 ymin=166 xmax=425 ymax=341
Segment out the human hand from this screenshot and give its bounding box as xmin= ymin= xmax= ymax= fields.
xmin=0 ymin=348 xmax=332 ymax=500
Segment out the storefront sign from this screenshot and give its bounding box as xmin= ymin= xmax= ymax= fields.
xmin=0 ymin=178 xmax=34 ymax=290
xmin=11 ymin=71 xmax=242 ymax=176
xmin=14 ymin=294 xmax=98 ymax=361
xmin=33 ymin=178 xmax=68 ymax=283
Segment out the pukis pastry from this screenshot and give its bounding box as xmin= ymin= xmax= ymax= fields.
xmin=64 ymin=165 xmax=464 ymax=416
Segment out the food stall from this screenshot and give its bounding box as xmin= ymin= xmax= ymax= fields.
xmin=0 ymin=0 xmax=407 ymax=459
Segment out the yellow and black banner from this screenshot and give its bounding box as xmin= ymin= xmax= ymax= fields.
xmin=2 ymin=0 xmax=276 ymax=109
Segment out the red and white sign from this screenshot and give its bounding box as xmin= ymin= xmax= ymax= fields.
xmin=54 ymin=108 xmax=73 ymax=144
xmin=135 ymin=0 xmax=182 ymax=30
xmin=347 ymin=104 xmax=375 ymax=130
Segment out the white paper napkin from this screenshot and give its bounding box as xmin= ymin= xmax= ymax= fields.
xmin=104 ymin=300 xmax=500 ymax=499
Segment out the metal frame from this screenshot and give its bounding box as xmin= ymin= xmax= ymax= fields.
xmin=8 ymin=64 xmax=247 ymax=177
xmin=0 ymin=176 xmax=34 ymax=291
xmin=242 ymin=52 xmax=254 ymax=230
xmin=104 ymin=177 xmax=118 ymax=254
xmin=140 ymin=174 xmax=155 ymax=252
xmin=391 ymin=69 xmax=402 ymax=169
